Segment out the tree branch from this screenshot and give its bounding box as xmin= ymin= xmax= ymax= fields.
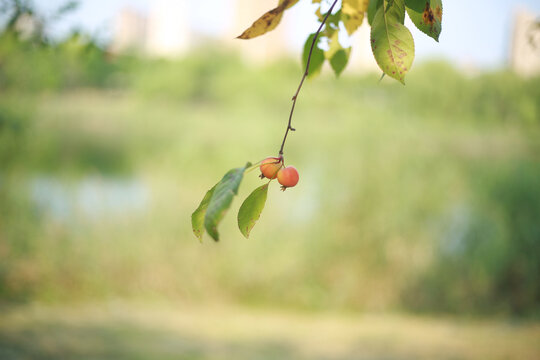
xmin=278 ymin=0 xmax=339 ymax=156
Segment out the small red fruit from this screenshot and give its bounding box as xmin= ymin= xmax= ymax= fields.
xmin=259 ymin=157 xmax=282 ymax=179
xmin=277 ymin=166 xmax=299 ymax=190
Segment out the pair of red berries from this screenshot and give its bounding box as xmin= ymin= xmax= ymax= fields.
xmin=259 ymin=157 xmax=299 ymax=190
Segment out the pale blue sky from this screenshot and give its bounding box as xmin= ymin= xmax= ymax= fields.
xmin=38 ymin=0 xmax=540 ymax=69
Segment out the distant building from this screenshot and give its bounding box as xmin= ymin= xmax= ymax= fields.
xmin=510 ymin=11 xmax=540 ymax=77
xmin=111 ymin=1 xmax=191 ymax=57
xmin=14 ymin=12 xmax=44 ymax=41
xmin=146 ymin=0 xmax=191 ymax=57
xmin=110 ymin=7 xmax=147 ymax=54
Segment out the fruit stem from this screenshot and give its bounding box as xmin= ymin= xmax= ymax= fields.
xmin=278 ymin=0 xmax=339 ymax=156
xmin=245 ymin=159 xmax=266 ymax=173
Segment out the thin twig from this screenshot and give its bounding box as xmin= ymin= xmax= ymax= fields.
xmin=278 ymin=0 xmax=339 ymax=156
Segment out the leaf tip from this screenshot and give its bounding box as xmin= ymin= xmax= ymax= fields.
xmin=207 ymin=225 xmax=219 ymax=241
xmin=205 ymin=222 xmax=220 ymax=241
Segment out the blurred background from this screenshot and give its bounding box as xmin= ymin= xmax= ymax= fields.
xmin=1 ymin=0 xmax=540 ymax=359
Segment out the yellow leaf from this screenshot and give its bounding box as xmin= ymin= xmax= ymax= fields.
xmin=325 ymin=30 xmax=341 ymax=59
xmin=280 ymin=0 xmax=299 ymax=9
xmin=342 ymin=0 xmax=369 ymax=35
xmin=237 ymin=0 xmax=299 ymax=39
xmin=315 ymin=6 xmax=323 ymax=21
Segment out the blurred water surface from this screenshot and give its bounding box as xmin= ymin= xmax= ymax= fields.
xmin=31 ymin=176 xmax=149 ymax=221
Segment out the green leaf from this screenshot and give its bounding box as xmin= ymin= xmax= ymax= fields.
xmin=370 ymin=0 xmax=414 ymax=84
xmin=405 ymin=0 xmax=442 ymax=41
xmin=238 ymin=184 xmax=269 ymax=238
xmin=326 ymin=9 xmax=343 ymax=30
xmin=324 ymin=29 xmax=351 ymax=76
xmin=191 ymin=183 xmax=217 ymax=241
xmin=367 ymin=0 xmax=382 ymax=26
xmin=204 ymin=163 xmax=251 ymax=241
xmin=330 ymin=48 xmax=351 ymax=77
xmin=388 ymin=0 xmax=406 ymax=23
xmin=385 ymin=0 xmax=395 ymax=13
xmin=302 ymin=33 xmax=325 ymax=78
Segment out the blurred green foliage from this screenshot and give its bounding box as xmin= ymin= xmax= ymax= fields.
xmin=0 ymin=29 xmax=539 ymax=316
xmin=0 ymin=30 xmax=117 ymax=91
xmin=403 ymin=162 xmax=540 ymax=315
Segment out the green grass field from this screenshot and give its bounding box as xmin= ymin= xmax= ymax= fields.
xmin=1 ymin=303 xmax=540 ymax=360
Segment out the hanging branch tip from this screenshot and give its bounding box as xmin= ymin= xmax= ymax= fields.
xmin=277 ymin=0 xmax=339 ymax=156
